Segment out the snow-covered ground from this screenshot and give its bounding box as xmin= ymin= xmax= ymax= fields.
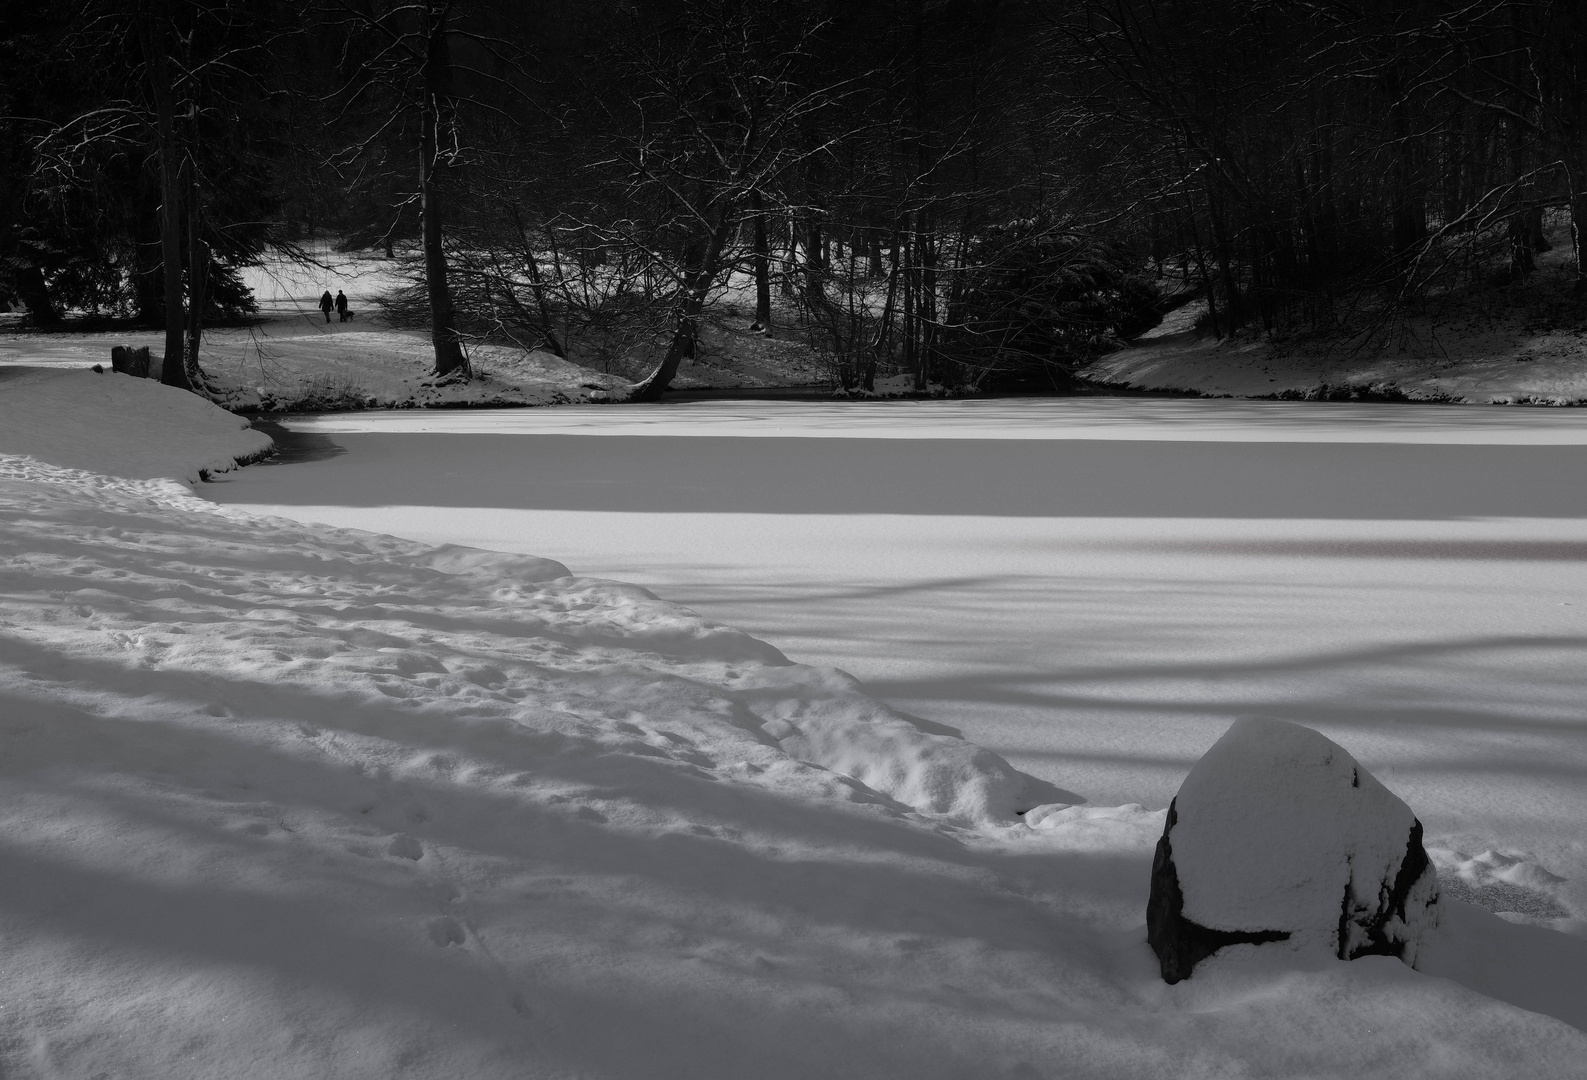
xmin=1083 ymin=259 xmax=1587 ymax=404
xmin=201 ymin=399 xmax=1587 ymax=923
xmin=0 ymin=249 xmax=631 ymax=411
xmin=5 ymin=368 xmax=1587 ymax=1075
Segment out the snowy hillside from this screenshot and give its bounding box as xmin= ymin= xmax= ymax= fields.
xmin=1082 ymin=242 xmax=1587 ymax=404
xmin=2 ymin=371 xmax=1586 ymax=1077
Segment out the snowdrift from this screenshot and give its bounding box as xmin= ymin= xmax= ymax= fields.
xmin=0 ymin=455 xmax=1028 ymax=827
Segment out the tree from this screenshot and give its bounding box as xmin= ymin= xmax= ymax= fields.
xmin=19 ymin=0 xmax=283 ymax=390
xmin=573 ymin=0 xmax=860 ymax=400
xmin=326 ymin=0 xmax=544 ymax=381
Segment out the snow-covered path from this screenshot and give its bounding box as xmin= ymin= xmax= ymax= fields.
xmin=204 ymin=398 xmax=1587 ymax=923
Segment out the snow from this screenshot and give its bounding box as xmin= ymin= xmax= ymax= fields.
xmin=256 ymin=392 xmax=1587 ymax=441
xmin=202 ymin=399 xmax=1587 ymax=942
xmin=0 ymin=250 xmax=629 ymax=411
xmin=1167 ymin=717 xmax=1437 ymax=962
xmin=3 ymin=372 xmax=1587 ymax=1074
xmin=0 ymin=366 xmax=271 ymax=482
xmin=1081 ymin=248 xmax=1587 ymax=403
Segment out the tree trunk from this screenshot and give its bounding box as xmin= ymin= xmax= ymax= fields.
xmin=916 ymin=216 xmax=937 ymax=391
xmin=631 ymin=211 xmax=733 ymax=402
xmin=1205 ymin=185 xmax=1240 ymax=334
xmin=184 ymin=157 xmax=208 ymax=390
xmin=15 ymin=264 xmax=60 ymax=325
xmin=779 ymin=218 xmax=796 ymax=297
xmin=1567 ymin=150 xmax=1587 ymax=295
xmin=805 ymin=216 xmax=825 ymax=287
xmin=421 ymin=2 xmax=467 ymax=380
xmin=507 ymin=205 xmax=565 ymax=356
xmin=900 ymin=228 xmax=916 ymax=377
xmin=865 ymin=228 xmax=903 ymax=391
xmin=142 ymin=13 xmax=192 ymax=392
xmin=1386 ymin=68 xmax=1426 ymax=261
xmin=1506 ymin=4 xmax=1536 ymax=279
xmin=750 ymin=189 xmax=772 ymax=335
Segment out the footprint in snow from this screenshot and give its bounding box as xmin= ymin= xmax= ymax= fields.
xmin=387 ymin=833 xmax=424 ymax=860
xmin=426 ymin=916 xmax=465 ymax=947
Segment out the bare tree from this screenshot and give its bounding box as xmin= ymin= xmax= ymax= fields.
xmin=328 ymin=0 xmax=523 ymax=380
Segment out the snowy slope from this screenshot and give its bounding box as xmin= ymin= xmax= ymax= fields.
xmin=0 ymin=366 xmax=272 ymax=482
xmin=3 ymin=375 xmax=1587 ymax=1077
xmin=1080 ymin=295 xmax=1587 ymax=404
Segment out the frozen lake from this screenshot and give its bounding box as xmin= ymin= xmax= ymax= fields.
xmin=203 ymin=397 xmax=1587 ymax=916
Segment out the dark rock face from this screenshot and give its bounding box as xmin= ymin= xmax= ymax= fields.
xmin=1147 ymin=800 xmax=1290 ymax=985
xmin=1336 ymin=819 xmax=1435 ymax=962
xmin=1145 ymin=717 xmax=1440 ymax=984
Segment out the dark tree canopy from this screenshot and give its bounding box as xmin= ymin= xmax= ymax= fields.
xmin=5 ymin=0 xmax=1586 ymax=395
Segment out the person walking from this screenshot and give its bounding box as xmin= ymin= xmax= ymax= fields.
xmin=335 ymin=290 xmax=349 ymax=322
xmin=318 ymin=290 xmax=334 ymax=323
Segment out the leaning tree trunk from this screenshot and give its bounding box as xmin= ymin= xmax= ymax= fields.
xmin=631 ymin=211 xmax=733 ymax=402
xmin=507 ymin=204 xmax=565 ymax=357
xmin=420 ymin=3 xmax=467 ymax=380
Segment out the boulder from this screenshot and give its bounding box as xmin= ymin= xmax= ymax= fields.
xmin=1147 ymin=717 xmax=1439 ymax=983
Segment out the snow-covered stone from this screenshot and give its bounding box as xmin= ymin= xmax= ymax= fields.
xmin=1147 ymin=717 xmax=1440 ymax=983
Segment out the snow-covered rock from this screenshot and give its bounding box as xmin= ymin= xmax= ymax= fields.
xmin=1147 ymin=717 xmax=1440 ymax=983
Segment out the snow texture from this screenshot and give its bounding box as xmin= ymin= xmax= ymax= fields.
xmin=1151 ymin=717 xmax=1440 ymax=982
xmin=0 ymin=454 xmax=1025 ymax=827
xmin=4 ymin=368 xmax=1587 ymax=1076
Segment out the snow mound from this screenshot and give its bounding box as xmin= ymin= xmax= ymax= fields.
xmin=0 ymin=366 xmax=272 ymax=482
xmin=1148 ymin=717 xmax=1440 ymax=981
xmin=1021 ymin=802 xmax=1167 ymax=851
xmin=735 ymin=664 xmax=1026 ymax=822
xmin=411 ymin=543 xmax=571 ymax=584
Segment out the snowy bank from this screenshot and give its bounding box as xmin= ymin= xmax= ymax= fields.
xmin=1079 ymin=293 xmax=1587 ymax=404
xmin=0 ymin=365 xmax=272 ymax=482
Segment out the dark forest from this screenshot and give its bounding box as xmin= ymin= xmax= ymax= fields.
xmin=4 ymin=0 xmax=1586 ymax=397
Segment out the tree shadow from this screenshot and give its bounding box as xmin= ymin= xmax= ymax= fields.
xmin=235 ymin=420 xmax=348 ymax=466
